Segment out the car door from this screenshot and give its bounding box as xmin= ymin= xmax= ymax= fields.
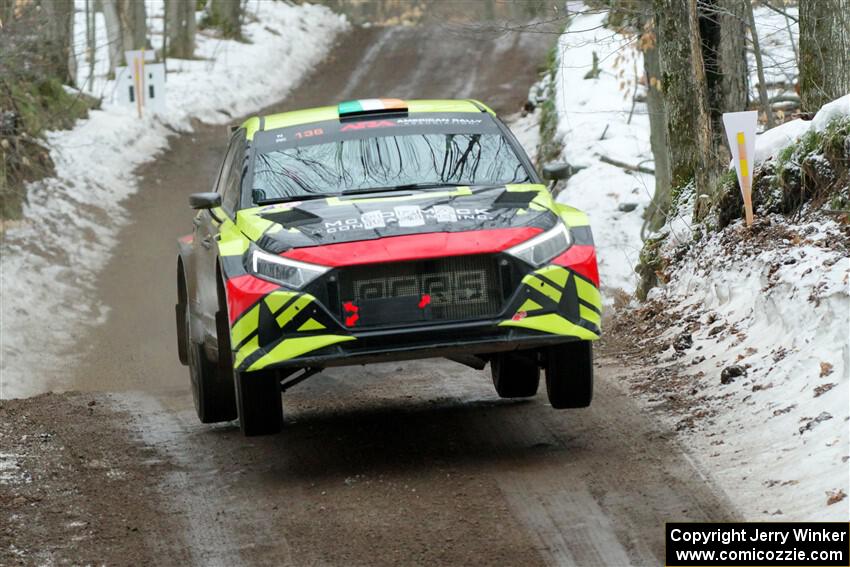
xmin=194 ymin=130 xmax=245 ymax=345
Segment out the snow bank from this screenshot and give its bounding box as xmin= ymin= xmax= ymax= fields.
xmin=0 ymin=3 xmax=348 ymax=399
xmin=812 ymin=94 xmax=850 ymax=132
xmin=638 ymin=97 xmax=850 ymax=520
xmin=544 ymin=4 xmax=847 ymax=520
xmin=752 ymin=119 xmax=811 ymax=165
xmin=645 ymin=216 xmax=849 ymax=520
xmin=753 ymin=94 xmax=850 ymax=166
xmin=550 ymin=7 xmax=653 ymax=298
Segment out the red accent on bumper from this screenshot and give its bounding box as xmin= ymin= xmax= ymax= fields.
xmin=225 ymin=274 xmax=280 ymax=323
xmin=343 ymin=301 xmax=359 ymax=327
xmin=552 ymin=245 xmax=599 ymax=286
xmin=281 ymin=228 xmax=544 ymax=267
xmin=178 ymin=234 xmax=193 ymax=244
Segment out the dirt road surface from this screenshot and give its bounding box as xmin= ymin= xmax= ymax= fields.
xmin=1 ymin=24 xmax=737 ymax=566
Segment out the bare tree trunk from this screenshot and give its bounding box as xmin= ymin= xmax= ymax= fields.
xmin=40 ymin=0 xmax=76 ymax=86
xmin=127 ymin=0 xmax=147 ymax=50
xmin=167 ymin=0 xmax=196 ymax=58
xmin=1 ymin=0 xmax=15 ymax=28
xmin=799 ymin=0 xmax=850 ymax=112
xmin=717 ymin=0 xmax=748 ymax=115
xmin=102 ymin=0 xmax=148 ymax=75
xmin=654 ymin=0 xmax=708 ymax=199
xmin=208 ymin=0 xmax=241 ymax=39
xmin=86 ymin=0 xmax=96 ymax=90
xmin=747 ymin=2 xmax=775 ymax=127
xmin=687 ymin=0 xmax=715 ymax=221
xmin=102 ymin=0 xmax=123 ymax=75
xmin=640 ymin=16 xmax=672 ymax=235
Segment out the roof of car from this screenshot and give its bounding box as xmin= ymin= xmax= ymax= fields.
xmin=241 ymin=99 xmax=496 ymax=140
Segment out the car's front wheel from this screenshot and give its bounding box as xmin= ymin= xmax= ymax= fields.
xmin=545 ymin=341 xmax=593 ymax=409
xmin=235 ymin=369 xmax=283 ymax=436
xmin=491 ymin=351 xmax=540 ymax=398
xmin=183 ymin=272 xmax=237 ymax=423
xmin=188 ymin=339 xmax=238 ymax=423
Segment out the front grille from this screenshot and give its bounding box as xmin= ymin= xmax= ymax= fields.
xmin=338 ymin=255 xmax=504 ymax=328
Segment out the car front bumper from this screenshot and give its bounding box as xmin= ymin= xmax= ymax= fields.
xmin=225 ymin=256 xmax=602 ymax=373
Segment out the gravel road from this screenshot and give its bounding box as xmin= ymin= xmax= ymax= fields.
xmin=1 ymin=23 xmax=737 ymax=566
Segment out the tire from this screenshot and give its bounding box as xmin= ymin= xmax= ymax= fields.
xmin=176 ymin=264 xmax=189 ymax=366
xmin=545 ymin=341 xmax=594 ymax=409
xmin=235 ymin=369 xmax=283 ymax=436
xmin=184 ymin=272 xmax=237 ymax=423
xmin=188 ymin=340 xmax=238 ymax=423
xmin=491 ymin=351 xmax=540 ymax=398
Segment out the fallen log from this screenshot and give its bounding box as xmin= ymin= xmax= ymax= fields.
xmin=599 ymin=155 xmax=655 ymax=175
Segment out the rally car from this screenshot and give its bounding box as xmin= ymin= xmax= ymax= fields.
xmin=176 ymin=98 xmax=601 ymax=436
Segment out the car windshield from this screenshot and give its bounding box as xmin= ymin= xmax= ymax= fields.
xmin=251 ymin=132 xmax=530 ymax=203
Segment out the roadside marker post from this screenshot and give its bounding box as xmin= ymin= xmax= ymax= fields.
xmin=115 ymin=50 xmax=165 ymax=118
xmin=722 ymin=111 xmax=758 ymax=227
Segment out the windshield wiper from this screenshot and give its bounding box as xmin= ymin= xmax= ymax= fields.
xmin=340 ymin=183 xmax=460 ymax=196
xmin=255 ymin=193 xmax=331 ymax=205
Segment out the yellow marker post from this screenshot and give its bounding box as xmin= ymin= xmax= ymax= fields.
xmin=722 ymin=111 xmax=758 ymax=228
xmin=736 ymin=132 xmax=754 ymax=227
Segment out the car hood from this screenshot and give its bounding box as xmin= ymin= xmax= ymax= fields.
xmin=236 ymin=184 xmax=560 ymax=254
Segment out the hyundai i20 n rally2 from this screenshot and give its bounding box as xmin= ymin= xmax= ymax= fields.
xmin=176 ymin=98 xmax=602 ymax=436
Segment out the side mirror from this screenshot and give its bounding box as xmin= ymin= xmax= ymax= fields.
xmin=542 ymin=162 xmax=574 ymax=181
xmin=189 ymin=192 xmax=221 ymax=210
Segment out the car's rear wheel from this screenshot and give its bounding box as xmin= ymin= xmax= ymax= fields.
xmin=235 ymin=369 xmax=283 ymax=436
xmin=545 ymin=340 xmax=593 ymax=409
xmin=491 ymin=351 xmax=540 ymax=398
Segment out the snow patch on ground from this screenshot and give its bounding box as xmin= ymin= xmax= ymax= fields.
xmin=550 ymin=8 xmax=653 ymax=298
xmin=537 ymin=4 xmax=847 ymax=521
xmin=645 ymin=216 xmax=849 ymax=521
xmin=0 ymin=3 xmax=348 ymax=399
xmin=637 ymin=99 xmax=850 ymax=520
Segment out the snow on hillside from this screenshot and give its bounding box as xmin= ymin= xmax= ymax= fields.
xmin=634 ymin=98 xmax=850 ymax=520
xmin=645 ymin=219 xmax=848 ymax=520
xmin=0 ymin=3 xmax=348 ymax=399
xmin=543 ymin=4 xmax=847 ymax=520
xmin=549 ymin=7 xmax=653 ymax=298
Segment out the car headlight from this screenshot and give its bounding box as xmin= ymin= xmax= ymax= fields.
xmin=506 ymin=223 xmax=572 ymax=267
xmin=250 ymin=248 xmax=329 ymax=289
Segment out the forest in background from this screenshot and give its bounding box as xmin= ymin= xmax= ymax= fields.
xmin=1 ymin=0 xmax=848 ymax=265
xmin=0 ymin=0 xmax=244 ymax=219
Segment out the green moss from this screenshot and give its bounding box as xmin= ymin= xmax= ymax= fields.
xmin=668 ymin=178 xmax=696 ymax=216
xmin=1 ymin=78 xmax=96 ymax=219
xmin=705 ymin=115 xmax=849 ymax=228
xmin=8 ymin=78 xmax=93 ymax=135
xmin=636 ymin=114 xmax=849 ymax=301
xmin=199 ymin=9 xmax=242 ymax=40
xmin=635 ymin=233 xmax=667 ymax=300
